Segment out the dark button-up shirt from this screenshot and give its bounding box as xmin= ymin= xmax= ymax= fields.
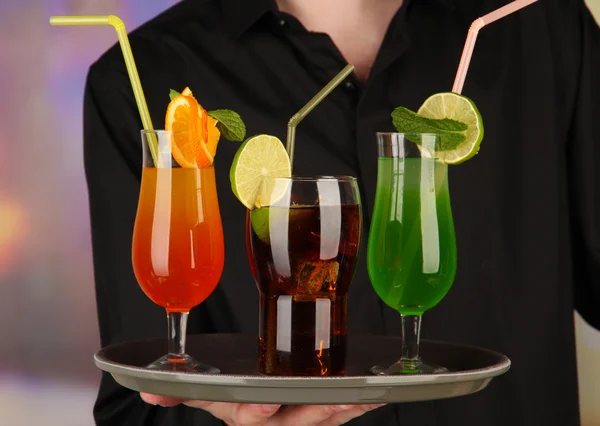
xmin=83 ymin=0 xmax=600 ymax=424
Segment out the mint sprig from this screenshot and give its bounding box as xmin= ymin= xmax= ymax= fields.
xmin=168 ymin=89 xmax=246 ymax=142
xmin=207 ymin=110 xmax=246 ymax=142
xmin=391 ymin=107 xmax=467 ymax=151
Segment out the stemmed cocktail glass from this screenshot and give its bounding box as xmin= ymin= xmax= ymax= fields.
xmin=367 ymin=133 xmax=457 ymax=374
xmin=132 ymin=130 xmax=225 ymax=372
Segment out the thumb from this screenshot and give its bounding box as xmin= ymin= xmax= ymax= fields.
xmin=140 ymin=392 xmax=185 ymax=407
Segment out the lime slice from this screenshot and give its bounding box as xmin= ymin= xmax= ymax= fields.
xmin=417 ymin=92 xmax=484 ymax=164
xmin=230 ymin=134 xmax=291 ymax=209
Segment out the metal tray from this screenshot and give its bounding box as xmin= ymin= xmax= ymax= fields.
xmin=95 ymin=334 xmax=510 ymax=405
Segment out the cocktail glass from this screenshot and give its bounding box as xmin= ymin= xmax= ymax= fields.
xmin=367 ymin=133 xmax=457 ymax=374
xmin=132 ymin=130 xmax=225 ymax=372
xmin=246 ymin=176 xmax=362 ymax=376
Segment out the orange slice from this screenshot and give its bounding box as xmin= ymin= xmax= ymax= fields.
xmin=181 ymin=87 xmax=221 ymax=157
xmin=165 ymin=94 xmax=213 ymax=168
xmin=206 ymin=115 xmax=220 ymax=157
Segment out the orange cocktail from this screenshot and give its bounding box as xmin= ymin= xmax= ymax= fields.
xmin=129 ymin=87 xmax=240 ymax=373
xmin=132 ymin=166 xmax=224 ymax=313
xmin=131 ymin=128 xmax=225 ymax=373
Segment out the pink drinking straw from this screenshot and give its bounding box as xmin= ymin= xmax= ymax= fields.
xmin=452 ymin=0 xmax=539 ymax=94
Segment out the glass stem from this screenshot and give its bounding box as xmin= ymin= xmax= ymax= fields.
xmin=400 ymin=314 xmax=422 ymax=369
xmin=167 ymin=311 xmax=188 ymax=361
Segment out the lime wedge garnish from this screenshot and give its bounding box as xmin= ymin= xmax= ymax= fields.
xmin=230 ymin=135 xmax=291 ymax=210
xmin=250 ymin=207 xmax=272 ymax=243
xmin=417 ymin=92 xmax=484 ymax=164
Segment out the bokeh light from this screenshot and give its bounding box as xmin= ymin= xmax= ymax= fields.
xmin=0 ymin=199 xmax=26 ymax=272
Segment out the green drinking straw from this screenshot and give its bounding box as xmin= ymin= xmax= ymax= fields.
xmin=49 ymin=15 xmax=162 ymax=167
xmin=286 ymin=64 xmax=355 ymax=169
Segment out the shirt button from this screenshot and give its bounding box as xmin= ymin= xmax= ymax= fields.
xmin=279 ymin=19 xmax=287 ymax=27
xmin=344 ymin=81 xmax=355 ymax=90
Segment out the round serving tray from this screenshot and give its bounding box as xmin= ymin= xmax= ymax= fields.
xmin=95 ymin=333 xmax=510 ymax=405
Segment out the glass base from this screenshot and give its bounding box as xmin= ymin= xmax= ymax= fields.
xmin=369 ymin=359 xmax=449 ymax=375
xmin=146 ymin=354 xmax=220 ymax=374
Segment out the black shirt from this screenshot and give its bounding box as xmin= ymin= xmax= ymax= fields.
xmin=83 ymin=0 xmax=600 ymax=424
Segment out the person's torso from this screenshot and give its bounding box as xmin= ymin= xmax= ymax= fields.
xmin=111 ymin=0 xmax=582 ymax=423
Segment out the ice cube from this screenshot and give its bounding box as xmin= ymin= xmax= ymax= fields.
xmin=293 ymin=260 xmax=340 ymax=294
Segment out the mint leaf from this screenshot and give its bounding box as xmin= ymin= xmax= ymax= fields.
xmin=391 ymin=107 xmax=467 ymax=151
xmin=208 ymin=109 xmax=246 ymax=142
xmin=169 ymin=89 xmax=180 ymax=101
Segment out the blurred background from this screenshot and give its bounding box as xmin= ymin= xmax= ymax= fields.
xmin=0 ymin=1 xmax=598 ymax=425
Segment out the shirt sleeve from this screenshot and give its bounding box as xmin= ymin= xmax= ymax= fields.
xmin=568 ymin=4 xmax=600 ymax=331
xmin=83 ymin=55 xmax=224 ymax=426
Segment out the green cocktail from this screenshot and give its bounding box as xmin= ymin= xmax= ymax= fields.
xmin=367 ymin=132 xmax=459 ymax=374
xmin=367 ymin=156 xmax=457 ymax=316
xmin=366 ymin=91 xmax=484 ymax=375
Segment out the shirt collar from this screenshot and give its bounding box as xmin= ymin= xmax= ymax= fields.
xmin=223 ymin=0 xmax=456 ymax=40
xmin=223 ymin=0 xmax=277 ymax=40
